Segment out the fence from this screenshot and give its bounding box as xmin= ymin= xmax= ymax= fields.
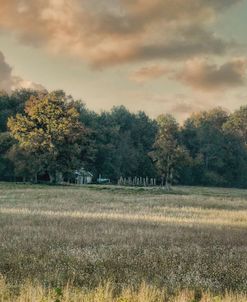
xmin=117 ymin=176 xmax=157 ymax=187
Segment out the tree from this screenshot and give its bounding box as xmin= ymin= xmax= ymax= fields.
xmin=181 ymin=108 xmax=247 ymax=187
xmin=0 ymin=89 xmax=42 ymax=133
xmin=0 ymin=91 xmax=10 ymax=132
xmin=7 ymin=145 xmax=45 ymax=182
xmin=88 ymin=106 xmax=157 ymax=181
xmin=223 ymin=106 xmax=247 ymax=145
xmin=0 ymin=132 xmax=15 ymax=181
xmin=150 ymin=114 xmax=189 ymax=189
xmin=130 ymin=111 xmax=157 ymax=178
xmin=222 ymin=106 xmax=247 ymax=187
xmin=8 ymin=91 xmax=87 ymax=183
xmin=181 ymin=108 xmax=229 ymax=185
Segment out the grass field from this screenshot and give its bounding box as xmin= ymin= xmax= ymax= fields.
xmin=0 ymin=183 xmax=247 ymax=301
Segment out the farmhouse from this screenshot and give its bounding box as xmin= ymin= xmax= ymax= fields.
xmin=75 ymin=168 xmax=93 ymax=184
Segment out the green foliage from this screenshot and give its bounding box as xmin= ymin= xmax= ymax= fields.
xmin=181 ymin=108 xmax=247 ymax=187
xmin=7 ymin=90 xmax=86 ymax=183
xmin=6 ymin=144 xmax=44 ymax=182
xmin=150 ymin=114 xmax=190 ymax=188
xmin=0 ymin=132 xmax=15 ymax=180
xmin=2 ymin=89 xmax=247 ymax=188
xmin=53 ymin=287 xmax=63 ymax=302
xmin=0 ymin=89 xmax=40 ymax=132
xmin=85 ymin=106 xmax=157 ymax=181
xmin=224 ymin=105 xmax=247 ymax=143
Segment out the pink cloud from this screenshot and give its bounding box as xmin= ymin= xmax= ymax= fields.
xmin=130 ymin=65 xmax=170 ymax=82
xmin=0 ymin=0 xmax=241 ymax=67
xmin=0 ymin=51 xmax=45 ymax=92
xmin=178 ymin=58 xmax=247 ymax=91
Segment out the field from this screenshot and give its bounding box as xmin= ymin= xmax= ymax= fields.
xmin=0 ymin=183 xmax=247 ymax=301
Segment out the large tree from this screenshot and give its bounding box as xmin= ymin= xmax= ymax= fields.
xmin=223 ymin=106 xmax=247 ymax=145
xmin=0 ymin=89 xmax=42 ymax=133
xmin=181 ymin=108 xmax=229 ymax=185
xmin=7 ymin=145 xmax=45 ymax=182
xmin=181 ymin=108 xmax=247 ymax=187
xmin=150 ymin=114 xmax=189 ymax=189
xmin=0 ymin=132 xmax=15 ymax=181
xmin=8 ymin=91 xmax=86 ymax=183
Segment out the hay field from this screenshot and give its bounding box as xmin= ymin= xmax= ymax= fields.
xmin=0 ymin=183 xmax=247 ymax=301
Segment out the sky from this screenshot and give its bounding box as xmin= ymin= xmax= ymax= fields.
xmin=0 ymin=0 xmax=247 ymax=121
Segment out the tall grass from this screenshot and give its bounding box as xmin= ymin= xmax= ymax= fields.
xmin=1 ymin=277 xmax=247 ymax=302
xmin=0 ymin=183 xmax=247 ymax=299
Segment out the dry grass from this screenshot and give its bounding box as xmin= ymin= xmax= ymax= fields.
xmin=1 ymin=277 xmax=247 ymax=302
xmin=0 ymin=183 xmax=247 ymax=300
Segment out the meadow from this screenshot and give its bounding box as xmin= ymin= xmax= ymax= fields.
xmin=0 ymin=183 xmax=247 ymax=301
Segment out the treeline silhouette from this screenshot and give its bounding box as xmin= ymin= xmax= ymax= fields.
xmin=1 ymin=89 xmax=247 ymax=188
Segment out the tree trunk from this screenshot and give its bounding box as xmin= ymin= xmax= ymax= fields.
xmin=165 ymin=178 xmax=171 ymax=191
xmin=168 ymin=168 xmax=173 ymax=191
xmin=48 ymin=172 xmax=55 ymax=184
xmin=205 ymin=153 xmax=209 ymax=170
xmin=165 ymin=161 xmax=171 ymax=191
xmin=33 ymin=173 xmax=38 ymax=184
xmin=161 ymin=176 xmax=164 ymax=187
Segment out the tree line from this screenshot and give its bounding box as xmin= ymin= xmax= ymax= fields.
xmin=1 ymin=89 xmax=247 ymax=188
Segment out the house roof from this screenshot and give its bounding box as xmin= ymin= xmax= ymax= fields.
xmin=75 ymin=168 xmax=93 ymax=177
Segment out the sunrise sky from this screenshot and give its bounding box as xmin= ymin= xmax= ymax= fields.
xmin=0 ymin=0 xmax=247 ymax=120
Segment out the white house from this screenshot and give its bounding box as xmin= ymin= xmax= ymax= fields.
xmin=75 ymin=168 xmax=93 ymax=184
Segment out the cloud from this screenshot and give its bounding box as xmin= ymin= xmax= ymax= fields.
xmin=171 ymin=102 xmax=203 ymax=115
xmin=178 ymin=58 xmax=247 ymax=91
xmin=157 ymin=95 xmax=215 ymax=121
xmin=123 ymin=89 xmax=217 ymax=122
xmin=0 ymin=51 xmax=45 ymax=92
xmin=0 ymin=0 xmax=242 ymax=67
xmin=0 ymin=52 xmax=13 ymax=91
xmin=130 ymin=65 xmax=170 ymax=82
